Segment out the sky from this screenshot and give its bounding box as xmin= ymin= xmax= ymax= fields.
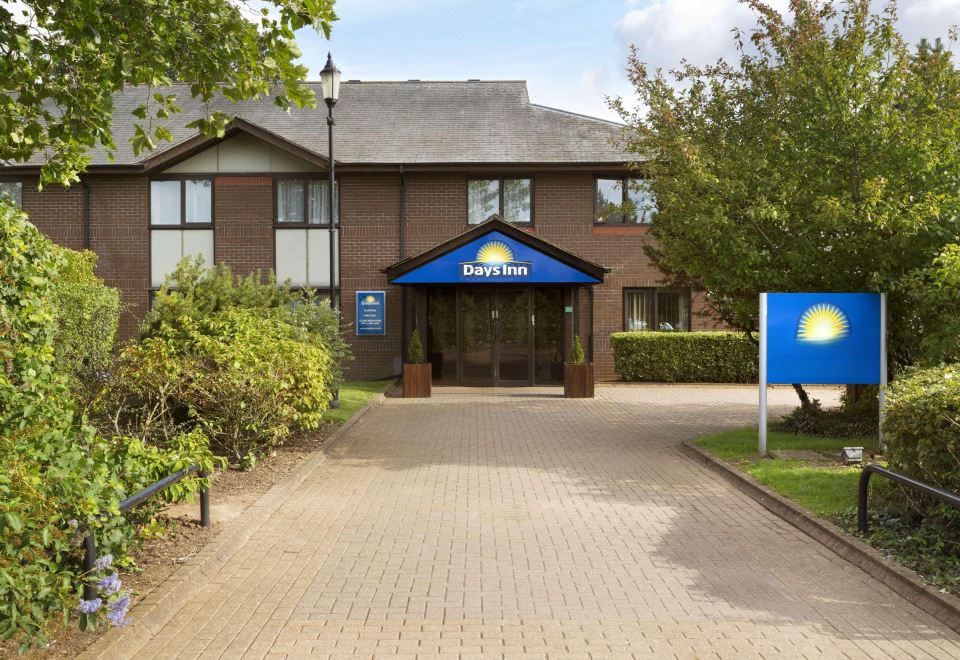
xmin=294 ymin=0 xmax=960 ymax=122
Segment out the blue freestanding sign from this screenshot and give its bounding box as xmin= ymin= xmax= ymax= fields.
xmin=356 ymin=291 xmax=385 ymax=336
xmin=759 ymin=292 xmax=886 ymax=452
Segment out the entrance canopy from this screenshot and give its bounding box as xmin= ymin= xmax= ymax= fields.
xmin=384 ymin=217 xmax=608 ymax=285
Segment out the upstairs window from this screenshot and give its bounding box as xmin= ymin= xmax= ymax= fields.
xmin=624 ymin=288 xmax=690 ymax=332
xmin=0 ymin=181 xmax=22 ymax=208
xmin=596 ymin=177 xmax=655 ymax=224
xmin=467 ymin=178 xmax=532 ymax=224
xmin=276 ymin=178 xmax=338 ymax=225
xmin=150 ymin=179 xmax=212 ymax=225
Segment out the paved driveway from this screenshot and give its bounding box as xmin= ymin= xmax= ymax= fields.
xmin=127 ymin=385 xmax=960 ymax=658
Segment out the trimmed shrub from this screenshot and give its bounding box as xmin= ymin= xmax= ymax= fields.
xmin=1 ymin=208 xmax=213 ymax=650
xmin=49 ymin=247 xmax=121 ymax=407
xmin=105 ymin=307 xmax=335 ymax=467
xmin=611 ymin=331 xmax=758 ymax=383
xmin=883 ymin=365 xmax=960 ymax=523
xmin=142 ymin=257 xmax=351 ymax=387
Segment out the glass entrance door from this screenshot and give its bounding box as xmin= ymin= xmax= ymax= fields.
xmin=497 ymin=289 xmax=531 ymax=385
xmin=460 ymin=289 xmax=495 ymax=386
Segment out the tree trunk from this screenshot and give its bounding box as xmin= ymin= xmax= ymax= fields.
xmin=792 ymin=383 xmax=813 ymax=411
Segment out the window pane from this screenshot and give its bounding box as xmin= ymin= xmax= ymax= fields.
xmin=503 ymin=179 xmax=531 ymax=223
xmin=184 ymin=179 xmax=212 ymax=223
xmin=150 ymin=230 xmax=182 ymax=287
xmin=275 ymin=228 xmax=308 ymax=286
xmin=626 ymin=179 xmax=656 ymax=224
xmin=596 ymin=178 xmax=624 ymax=223
xmin=625 ymin=290 xmax=654 ymax=331
xmin=657 ymin=290 xmax=690 ymax=331
xmin=150 ymin=180 xmax=181 ymax=225
xmin=0 ymin=181 xmax=22 ymax=208
xmin=277 ymin=179 xmax=304 ymax=223
xmin=307 ymin=180 xmax=338 ymax=225
xmin=467 ymin=179 xmax=499 ymax=224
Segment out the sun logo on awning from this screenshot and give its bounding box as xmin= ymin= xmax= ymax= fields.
xmin=796 ymin=303 xmax=850 ymax=343
xmin=476 ymin=241 xmax=514 ymax=265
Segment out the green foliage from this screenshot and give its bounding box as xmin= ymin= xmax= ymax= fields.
xmin=0 ymin=205 xmax=212 ymax=650
xmin=570 ymin=335 xmax=585 ymax=364
xmin=0 ymin=0 xmax=338 ymax=186
xmin=48 ymin=247 xmax=120 ymax=408
xmin=142 ymin=257 xmax=350 ymax=389
xmin=611 ymin=331 xmax=757 ymax=382
xmin=897 ymin=244 xmax=960 ymax=365
xmin=775 ymin=387 xmax=879 ymax=439
xmin=883 ymin=365 xmax=960 ymax=531
xmin=614 ymin=1 xmax=960 ymax=365
xmin=407 ymin=328 xmax=425 ymax=364
xmin=105 ymin=307 xmax=335 ymax=466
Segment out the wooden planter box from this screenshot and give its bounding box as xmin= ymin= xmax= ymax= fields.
xmin=564 ymin=362 xmax=594 ymax=399
xmin=403 ymin=363 xmax=432 ymax=398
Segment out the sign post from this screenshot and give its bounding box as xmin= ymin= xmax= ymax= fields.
xmin=759 ymin=293 xmax=768 ymax=454
xmin=355 ymin=291 xmax=386 ymax=336
xmin=759 ymin=292 xmax=885 ymax=454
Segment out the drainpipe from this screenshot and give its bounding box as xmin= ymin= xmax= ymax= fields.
xmin=81 ymin=179 xmax=91 ymax=250
xmin=399 ymin=165 xmax=407 ymax=365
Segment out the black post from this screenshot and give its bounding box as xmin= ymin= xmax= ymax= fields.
xmin=857 ymin=468 xmax=871 ymax=534
xmin=82 ymin=533 xmax=97 ymax=601
xmin=327 ymin=100 xmax=341 ymax=409
xmin=199 ymin=472 xmax=211 ymax=528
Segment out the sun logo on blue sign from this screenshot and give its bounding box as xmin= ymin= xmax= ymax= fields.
xmin=796 ymin=303 xmax=850 ymax=343
xmin=363 ymin=294 xmax=377 ymax=304
xmin=476 ymin=241 xmax=514 ymax=264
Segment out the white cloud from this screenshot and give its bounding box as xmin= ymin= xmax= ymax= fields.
xmin=615 ymin=0 xmax=960 ymax=79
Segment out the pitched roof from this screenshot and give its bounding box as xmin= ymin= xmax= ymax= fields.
xmin=11 ymin=81 xmax=631 ymax=169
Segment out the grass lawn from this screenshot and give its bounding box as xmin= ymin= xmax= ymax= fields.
xmin=322 ymin=379 xmax=393 ymax=425
xmin=695 ymin=428 xmax=876 ymax=518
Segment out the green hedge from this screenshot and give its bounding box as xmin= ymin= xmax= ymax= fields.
xmin=884 ymin=364 xmax=960 ymax=522
xmin=611 ymin=331 xmax=758 ymax=383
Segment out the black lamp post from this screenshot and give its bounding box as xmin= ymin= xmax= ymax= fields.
xmin=321 ymin=52 xmax=342 ymax=408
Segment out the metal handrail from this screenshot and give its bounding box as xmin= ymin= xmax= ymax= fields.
xmin=857 ymin=464 xmax=960 ymax=534
xmin=81 ymin=463 xmax=210 ymax=600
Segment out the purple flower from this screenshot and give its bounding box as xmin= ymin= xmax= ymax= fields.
xmin=77 ymin=598 xmax=102 ymax=614
xmin=67 ymin=519 xmax=78 ymax=529
xmin=98 ymin=572 xmax=121 ymax=596
xmin=106 ymin=592 xmax=132 ymax=627
xmin=93 ymin=554 xmax=113 ymax=571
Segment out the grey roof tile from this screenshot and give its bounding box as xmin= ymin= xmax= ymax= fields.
xmin=15 ymin=81 xmax=632 ymax=167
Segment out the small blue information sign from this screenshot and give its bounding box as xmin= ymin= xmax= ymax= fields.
xmin=356 ymin=291 xmax=385 ymax=336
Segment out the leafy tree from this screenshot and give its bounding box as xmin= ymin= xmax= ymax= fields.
xmin=614 ymin=0 xmax=960 ymax=384
xmin=0 ymin=0 xmax=337 ymax=186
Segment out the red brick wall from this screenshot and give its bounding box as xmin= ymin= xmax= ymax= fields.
xmin=214 ymin=176 xmax=274 ymax=276
xmin=18 ymin=169 xmax=725 ymax=382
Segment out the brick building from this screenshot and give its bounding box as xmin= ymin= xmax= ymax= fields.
xmin=1 ymin=80 xmax=720 ymax=383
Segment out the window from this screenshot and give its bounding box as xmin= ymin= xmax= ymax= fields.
xmin=276 ymin=178 xmax=338 ymax=225
xmin=624 ymin=289 xmax=690 ymax=331
xmin=0 ymin=181 xmax=22 ymax=208
xmin=274 ymin=228 xmax=338 ymax=288
xmin=150 ymin=179 xmax=213 ymax=225
xmin=596 ymin=177 xmax=655 ymax=224
xmin=150 ymin=178 xmax=214 ymax=288
xmin=467 ymin=177 xmax=532 ymax=224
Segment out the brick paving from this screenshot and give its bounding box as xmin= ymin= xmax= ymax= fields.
xmin=130 ymin=385 xmax=960 ymax=659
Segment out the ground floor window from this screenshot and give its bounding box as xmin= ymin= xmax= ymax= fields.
xmin=274 ymin=228 xmax=338 ymax=287
xmin=624 ymin=288 xmax=690 ymax=331
xmin=0 ymin=181 xmax=22 ymax=208
xmin=150 ymin=229 xmax=214 ymax=287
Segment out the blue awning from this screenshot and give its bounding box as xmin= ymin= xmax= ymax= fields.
xmin=384 ymin=217 xmax=607 ymax=285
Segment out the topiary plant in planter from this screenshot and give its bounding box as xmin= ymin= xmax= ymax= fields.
xmin=564 ymin=335 xmax=594 ymax=398
xmin=403 ymin=328 xmax=432 ymax=398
